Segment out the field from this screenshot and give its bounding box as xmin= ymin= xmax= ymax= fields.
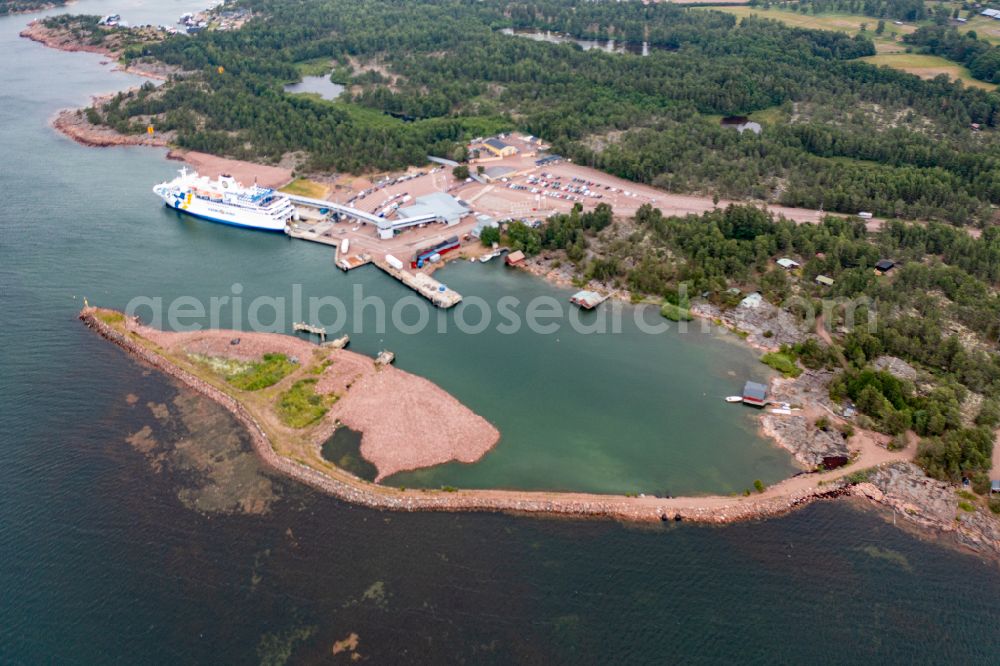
xmin=962 ymin=15 xmax=1000 ymax=45
xmin=701 ymin=7 xmax=915 ymax=53
xmin=279 ymin=177 xmax=330 ymax=199
xmin=860 ymin=53 xmax=996 ymax=90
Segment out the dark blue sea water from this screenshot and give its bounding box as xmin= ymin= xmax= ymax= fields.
xmin=2 ymin=2 xmax=1000 ymax=663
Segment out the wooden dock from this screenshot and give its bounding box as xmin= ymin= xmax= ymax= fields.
xmin=372 ymin=260 xmax=463 ymax=308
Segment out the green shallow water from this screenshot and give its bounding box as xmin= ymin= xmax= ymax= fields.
xmin=3 ymin=2 xmax=1000 ymax=662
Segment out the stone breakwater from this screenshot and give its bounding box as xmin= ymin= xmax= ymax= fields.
xmin=75 ymin=309 xmax=910 ymax=525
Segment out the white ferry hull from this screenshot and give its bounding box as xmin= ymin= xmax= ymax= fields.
xmin=153 ymin=168 xmax=294 ymax=232
xmin=159 ymin=193 xmax=288 ymax=231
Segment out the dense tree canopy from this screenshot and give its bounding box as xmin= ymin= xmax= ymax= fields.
xmin=62 ymin=0 xmax=1000 ymax=224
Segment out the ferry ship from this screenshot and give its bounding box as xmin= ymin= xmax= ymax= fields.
xmin=153 ymin=168 xmax=295 ymax=231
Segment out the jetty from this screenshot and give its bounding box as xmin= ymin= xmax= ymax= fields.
xmin=373 ymin=258 xmax=462 ymax=308
xmin=321 ymin=334 xmax=350 ymax=349
xmin=293 ymin=321 xmax=326 ymax=342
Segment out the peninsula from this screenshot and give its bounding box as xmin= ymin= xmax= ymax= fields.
xmin=82 ymin=307 xmax=1000 ymax=555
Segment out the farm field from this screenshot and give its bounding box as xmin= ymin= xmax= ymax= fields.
xmin=961 ymin=15 xmax=1000 ymax=45
xmin=861 ymin=53 xmax=997 ymax=90
xmin=700 ymin=7 xmax=915 ymax=53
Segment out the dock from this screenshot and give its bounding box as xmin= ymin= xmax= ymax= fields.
xmin=336 ymin=253 xmax=371 ymax=271
xmin=321 ymin=334 xmax=350 ymax=349
xmin=293 ymin=321 xmax=327 ymax=342
xmin=373 ymin=259 xmax=463 ymax=308
xmin=286 ymin=219 xmax=342 ymax=247
xmin=569 ymin=290 xmax=609 ymax=310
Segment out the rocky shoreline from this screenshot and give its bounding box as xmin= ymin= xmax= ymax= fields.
xmin=52 ymin=103 xmax=170 ymax=149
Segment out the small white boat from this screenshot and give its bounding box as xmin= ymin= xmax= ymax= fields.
xmin=770 ymin=408 xmax=792 ymax=415
xmin=725 ymin=396 xmax=742 ymax=403
xmin=479 ymin=252 xmax=497 ymax=263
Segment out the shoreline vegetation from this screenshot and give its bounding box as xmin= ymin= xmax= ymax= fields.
xmin=81 ymin=307 xmax=1000 ymax=556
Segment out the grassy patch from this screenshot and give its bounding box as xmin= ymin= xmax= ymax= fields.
xmin=957 ymin=489 xmax=977 ymax=502
xmin=844 ymin=467 xmax=874 ymax=484
xmin=95 ymin=310 xmax=125 ymax=325
xmin=660 ymin=302 xmax=693 ymax=322
xmin=294 ymin=57 xmax=333 ymax=77
xmin=958 ymin=500 xmax=976 ymax=513
xmin=277 ymin=378 xmax=337 ymax=428
xmin=227 ymin=353 xmax=297 ymax=391
xmin=748 ymin=105 xmax=787 ymax=126
xmin=279 ymin=177 xmax=329 ymax=199
xmin=699 ymin=7 xmax=913 ymax=50
xmin=191 ymin=353 xmax=253 ymax=377
xmin=310 ymin=358 xmax=334 ymax=375
xmin=860 ymin=53 xmax=997 ymax=90
xmin=761 ymin=351 xmax=802 ymax=378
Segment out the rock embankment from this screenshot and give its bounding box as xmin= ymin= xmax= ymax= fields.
xmin=855 ymin=462 xmax=1000 ymax=555
xmin=79 ymin=308 xmax=867 ymax=525
xmin=692 ymin=299 xmax=809 ymax=351
xmin=78 ymin=309 xmax=1000 ymax=557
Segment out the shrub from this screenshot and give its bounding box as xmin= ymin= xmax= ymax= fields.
xmin=753 ymin=479 xmax=765 ymax=493
xmin=761 ymin=352 xmax=802 ymax=378
xmin=479 ymin=226 xmax=500 ymax=246
xmin=916 ymin=427 xmax=993 ymax=484
xmin=975 ymin=399 xmax=1000 ymax=428
xmin=845 ymin=468 xmax=874 ymax=484
xmin=970 ymin=471 xmax=991 ymax=495
xmin=989 ymin=497 xmax=1000 ymax=515
xmin=277 ymin=378 xmax=336 ymax=428
xmin=661 ymin=302 xmax=693 ymax=322
xmin=228 ymin=353 xmax=297 ymax=391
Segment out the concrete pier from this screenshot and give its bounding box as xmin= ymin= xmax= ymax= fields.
xmin=373 ymin=259 xmax=462 ymax=308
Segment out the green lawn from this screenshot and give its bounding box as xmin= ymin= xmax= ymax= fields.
xmin=280 ymin=177 xmax=329 ymax=199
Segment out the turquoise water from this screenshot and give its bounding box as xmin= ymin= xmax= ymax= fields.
xmin=3 ymin=2 xmax=1000 ymax=662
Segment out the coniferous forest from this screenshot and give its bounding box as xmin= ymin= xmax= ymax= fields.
xmin=62 ymin=0 xmax=1000 ymax=225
